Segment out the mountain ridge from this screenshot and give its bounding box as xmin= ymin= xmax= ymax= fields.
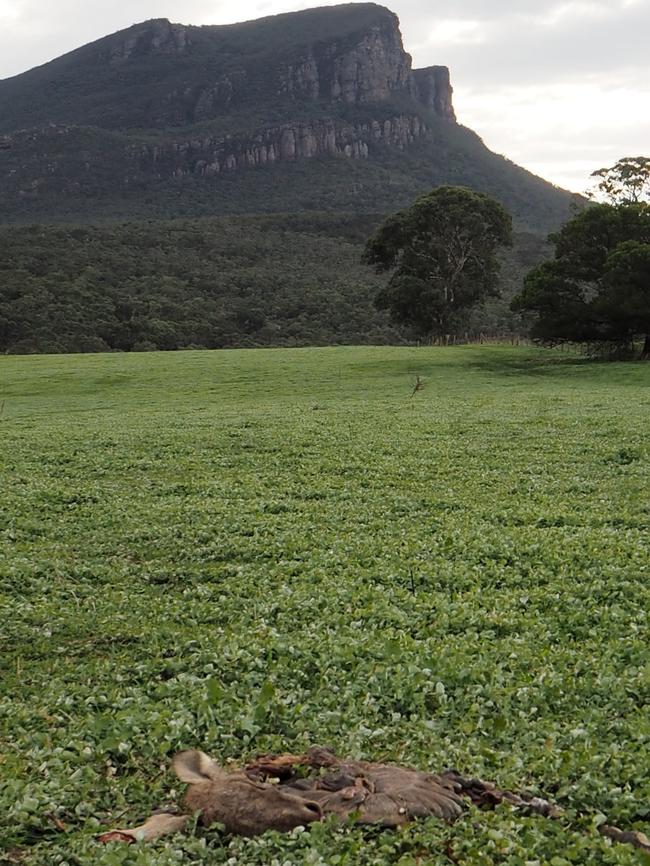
xmin=0 ymin=5 xmax=454 ymax=132
xmin=0 ymin=4 xmax=574 ymax=232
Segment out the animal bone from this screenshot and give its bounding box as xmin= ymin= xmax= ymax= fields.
xmin=97 ymin=811 xmax=189 ymax=844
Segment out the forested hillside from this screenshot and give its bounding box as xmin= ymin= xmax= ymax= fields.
xmin=0 ymin=124 xmax=575 ymax=233
xmin=0 ymin=3 xmax=567 ymax=352
xmin=0 ymin=215 xmax=546 ymax=354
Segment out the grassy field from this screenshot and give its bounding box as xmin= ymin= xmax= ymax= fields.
xmin=1 ymin=345 xmax=648 ymax=866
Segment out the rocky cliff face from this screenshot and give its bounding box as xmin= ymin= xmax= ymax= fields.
xmin=133 ymin=114 xmax=429 ymax=180
xmin=280 ymin=17 xmax=412 ymax=105
xmin=0 ymin=4 xmax=463 ymax=208
xmin=0 ymin=112 xmax=430 ymax=197
xmin=277 ymin=20 xmax=455 ymax=120
xmin=86 ymin=10 xmax=456 ymax=127
xmin=412 ymin=67 xmax=456 ymax=122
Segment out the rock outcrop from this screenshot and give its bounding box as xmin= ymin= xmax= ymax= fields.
xmin=103 ymin=19 xmax=191 ymax=63
xmin=280 ymin=17 xmax=412 ymax=105
xmin=132 ymin=114 xmax=429 ymax=179
xmin=412 ymin=67 xmax=456 ymax=122
xmin=91 ymin=9 xmax=453 ymax=120
xmin=39 ymin=7 xmax=455 ymax=130
xmin=0 ymin=3 xmax=522 ymax=220
xmin=94 ymin=10 xmax=456 ymax=127
xmin=0 ymin=112 xmax=431 ymax=198
xmin=276 ymin=19 xmax=455 ymax=119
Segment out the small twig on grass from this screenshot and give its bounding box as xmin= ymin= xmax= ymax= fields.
xmin=44 ymin=813 xmax=68 ymax=833
xmin=408 ymin=567 xmax=416 ymax=595
xmin=411 ymin=376 xmax=425 ymax=398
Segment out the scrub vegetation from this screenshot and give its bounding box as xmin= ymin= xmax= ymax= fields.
xmin=0 ymin=215 xmax=543 ymax=355
xmin=1 ymin=345 xmax=648 ymax=865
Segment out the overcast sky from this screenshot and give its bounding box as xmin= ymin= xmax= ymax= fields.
xmin=0 ymin=0 xmax=648 ymax=193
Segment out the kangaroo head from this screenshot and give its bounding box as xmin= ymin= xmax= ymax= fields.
xmin=172 ymin=750 xmax=323 ymax=837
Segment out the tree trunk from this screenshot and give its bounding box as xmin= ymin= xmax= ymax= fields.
xmin=642 ymin=334 xmax=650 ymax=360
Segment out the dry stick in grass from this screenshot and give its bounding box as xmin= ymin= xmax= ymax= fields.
xmin=411 ymin=376 xmax=424 ymax=397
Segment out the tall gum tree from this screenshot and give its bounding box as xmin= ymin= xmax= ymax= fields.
xmin=589 ymin=156 xmax=650 ymax=205
xmin=363 ymin=186 xmax=512 ymax=341
xmin=513 ymin=201 xmax=650 ymax=358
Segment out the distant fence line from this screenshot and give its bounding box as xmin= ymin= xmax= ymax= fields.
xmin=422 ymin=333 xmax=531 ymax=347
xmin=420 ymin=335 xmax=645 ymax=358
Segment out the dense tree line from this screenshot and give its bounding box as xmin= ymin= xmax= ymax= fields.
xmin=0 ymin=215 xmax=391 ymax=353
xmin=513 ymin=203 xmax=650 ymax=358
xmin=0 ymin=213 xmax=543 ymax=354
xmin=514 ymin=159 xmax=650 ymax=358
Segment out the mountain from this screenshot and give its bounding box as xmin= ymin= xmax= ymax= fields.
xmin=0 ymin=4 xmax=574 ymax=230
xmin=0 ymin=6 xmax=455 ymax=132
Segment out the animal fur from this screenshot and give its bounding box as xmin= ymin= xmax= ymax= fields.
xmin=98 ymin=745 xmax=648 ymax=856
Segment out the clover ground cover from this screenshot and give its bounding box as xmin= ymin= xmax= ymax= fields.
xmin=1 ymin=346 xmax=648 ymax=865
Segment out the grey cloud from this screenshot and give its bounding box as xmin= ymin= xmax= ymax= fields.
xmin=401 ymin=1 xmax=650 ymax=85
xmin=0 ymin=0 xmax=231 ymax=77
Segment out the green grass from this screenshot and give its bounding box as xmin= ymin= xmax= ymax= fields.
xmin=1 ymin=345 xmax=648 ymax=865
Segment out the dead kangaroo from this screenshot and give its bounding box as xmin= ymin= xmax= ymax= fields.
xmin=98 ymin=745 xmax=464 ymax=842
xmin=98 ymin=746 xmax=650 ymax=855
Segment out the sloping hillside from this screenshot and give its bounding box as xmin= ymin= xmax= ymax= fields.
xmin=0 ymin=4 xmax=574 ymax=231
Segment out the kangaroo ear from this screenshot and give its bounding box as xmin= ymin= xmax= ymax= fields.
xmin=172 ymin=750 xmax=222 ymax=783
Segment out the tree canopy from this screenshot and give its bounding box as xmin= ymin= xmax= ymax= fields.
xmin=0 ymin=213 xmax=544 ymax=355
xmin=589 ymin=156 xmax=650 ymax=205
xmin=512 ymin=202 xmax=650 ymax=358
xmin=362 ymin=186 xmax=513 ymax=340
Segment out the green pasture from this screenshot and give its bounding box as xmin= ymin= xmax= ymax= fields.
xmin=1 ymin=345 xmax=648 ymax=865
